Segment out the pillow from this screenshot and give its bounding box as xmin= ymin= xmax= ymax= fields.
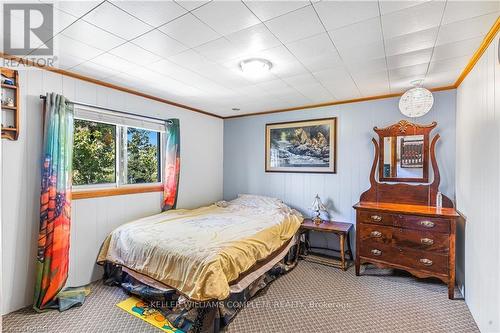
xmin=230 ymin=194 xmax=284 ymax=208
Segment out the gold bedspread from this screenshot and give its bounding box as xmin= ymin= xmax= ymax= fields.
xmin=97 ymin=197 xmax=302 ymax=301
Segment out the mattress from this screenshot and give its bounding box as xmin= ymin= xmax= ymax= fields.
xmin=97 ymin=195 xmax=303 ymax=301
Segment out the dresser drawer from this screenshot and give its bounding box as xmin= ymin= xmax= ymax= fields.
xmin=358 ymin=223 xmax=392 ymax=244
xmin=394 ymin=247 xmax=448 ymax=275
xmin=393 ymin=228 xmax=449 ymax=254
xmin=360 ymin=242 xmax=449 ymax=275
xmin=396 ymin=215 xmax=450 ymax=234
xmin=359 ymin=242 xmax=394 ymax=262
xmin=357 ymin=210 xmax=397 ymax=226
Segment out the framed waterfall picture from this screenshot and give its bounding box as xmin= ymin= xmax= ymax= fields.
xmin=265 ymin=118 xmax=337 ymax=173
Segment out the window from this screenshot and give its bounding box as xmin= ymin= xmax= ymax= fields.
xmin=73 ymin=119 xmax=116 ymax=186
xmin=126 ymin=128 xmax=161 ymax=184
xmin=72 ymin=109 xmax=164 ymax=190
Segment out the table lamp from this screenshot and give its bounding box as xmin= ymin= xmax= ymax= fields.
xmin=311 ymin=194 xmax=326 ymax=225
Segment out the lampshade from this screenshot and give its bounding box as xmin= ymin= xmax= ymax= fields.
xmin=399 ymin=83 xmax=434 ymax=118
xmin=311 ymin=194 xmax=326 ymax=211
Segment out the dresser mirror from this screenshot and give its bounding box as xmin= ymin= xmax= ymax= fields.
xmin=376 ymin=120 xmax=436 ymax=183
xmin=354 ymin=120 xmax=463 ymax=299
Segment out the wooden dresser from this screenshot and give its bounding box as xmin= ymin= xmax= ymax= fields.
xmin=354 ymin=120 xmax=464 ymax=299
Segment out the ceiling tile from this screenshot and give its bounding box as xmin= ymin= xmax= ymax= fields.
xmin=386 ymin=48 xmax=433 ymax=69
xmin=132 ymin=29 xmax=188 ymax=57
xmin=281 ymin=73 xmax=334 ymax=103
xmin=384 ymin=27 xmax=438 ymax=57
xmin=286 ymin=33 xmax=343 ymax=72
xmin=379 ymin=1 xmax=430 ymax=15
xmin=339 ymin=41 xmax=386 ymax=64
xmin=168 ymin=49 xmax=215 ymax=71
xmin=431 ymin=36 xmax=483 ymax=62
xmin=272 ymin=60 xmax=310 ymax=79
xmin=313 ymin=1 xmax=379 ymax=31
xmin=194 ymin=37 xmax=246 ymax=63
xmin=52 ymin=7 xmax=83 ymax=34
xmin=109 ymin=42 xmax=162 ymax=65
xmin=53 ymin=35 xmax=104 ymax=61
xmin=442 ymin=1 xmax=500 ymax=25
xmin=243 ymin=1 xmax=310 ymax=21
xmin=49 ymin=1 xmax=102 ymax=18
xmin=197 ymin=64 xmax=252 ymax=87
xmin=329 ymin=17 xmax=382 ymax=51
xmin=353 ymin=71 xmax=390 ymax=96
xmin=54 ymin=53 xmax=87 ymax=70
xmin=265 ymin=6 xmax=324 ymax=44
xmin=423 ymin=69 xmax=461 ymax=87
xmin=71 ymin=60 xmax=122 ymax=80
xmin=112 ymin=1 xmax=187 ymax=27
xmin=192 ymin=1 xmax=260 ymax=35
xmin=175 ymin=1 xmax=210 ymax=12
xmin=90 ymin=53 xmax=137 ymax=73
xmin=345 ymin=58 xmax=388 ymax=75
xmin=390 ymin=77 xmax=421 ymax=93
xmin=388 ymin=63 xmax=428 ymax=81
xmin=381 ymin=1 xmax=446 ymax=39
xmin=313 ymin=66 xmax=361 ymax=100
xmin=281 ymin=73 xmax=320 ymax=87
xmin=159 ymin=13 xmax=220 ymax=48
xmin=61 ymin=20 xmax=125 ymax=51
xmin=436 ymin=12 xmax=499 ymax=46
xmin=427 ymin=56 xmax=470 ymax=75
xmin=83 ymin=1 xmax=152 ymax=40
xmin=225 ymin=24 xmax=281 ymax=54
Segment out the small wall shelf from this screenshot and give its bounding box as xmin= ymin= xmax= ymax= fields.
xmin=1 ymin=68 xmax=20 ymax=140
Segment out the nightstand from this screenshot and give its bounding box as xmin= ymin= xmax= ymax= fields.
xmin=299 ymin=219 xmax=354 ymax=270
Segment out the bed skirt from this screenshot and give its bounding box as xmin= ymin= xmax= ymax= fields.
xmin=102 ymin=240 xmax=300 ymax=333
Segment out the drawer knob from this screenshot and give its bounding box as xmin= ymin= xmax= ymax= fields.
xmin=371 ymin=215 xmax=382 ymax=222
xmin=371 ymin=249 xmax=382 ymax=256
xmin=420 ymin=220 xmax=435 ymax=228
xmin=370 ymin=231 xmax=382 ymax=238
xmin=420 ymin=238 xmax=434 ymax=245
xmin=419 ymin=258 xmax=433 ymax=266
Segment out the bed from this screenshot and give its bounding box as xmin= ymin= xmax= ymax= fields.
xmin=97 ymin=194 xmax=303 ymax=332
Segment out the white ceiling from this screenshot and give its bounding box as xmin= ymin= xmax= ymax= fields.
xmin=2 ymin=1 xmax=499 ymax=117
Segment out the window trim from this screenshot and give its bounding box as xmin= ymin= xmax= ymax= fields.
xmin=72 ymin=113 xmax=165 ymax=200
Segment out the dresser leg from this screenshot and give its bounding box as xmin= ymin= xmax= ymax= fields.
xmin=448 ymin=281 xmax=455 ymax=300
xmin=355 ymin=259 xmax=360 ymax=276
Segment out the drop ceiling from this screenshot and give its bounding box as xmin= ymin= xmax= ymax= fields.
xmin=2 ymin=1 xmax=499 ymax=117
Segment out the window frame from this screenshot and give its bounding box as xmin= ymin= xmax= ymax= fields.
xmin=72 ymin=108 xmax=165 ymax=199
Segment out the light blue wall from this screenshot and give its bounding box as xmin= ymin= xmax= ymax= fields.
xmin=223 ymin=90 xmax=457 ymax=259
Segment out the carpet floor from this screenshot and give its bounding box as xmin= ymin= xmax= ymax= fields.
xmin=2 ymin=261 xmax=478 ymax=333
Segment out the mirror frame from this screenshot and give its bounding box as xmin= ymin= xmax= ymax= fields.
xmin=375 ymin=120 xmax=437 ymax=183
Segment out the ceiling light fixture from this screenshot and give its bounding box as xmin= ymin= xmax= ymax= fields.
xmin=232 ymin=107 xmax=240 ymax=111
xmin=239 ymin=58 xmax=272 ymax=77
xmin=399 ymin=80 xmax=434 ymax=118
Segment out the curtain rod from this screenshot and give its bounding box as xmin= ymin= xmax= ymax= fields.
xmin=39 ymin=95 xmax=171 ymax=124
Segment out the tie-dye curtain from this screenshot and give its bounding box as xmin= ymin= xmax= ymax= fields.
xmin=34 ymin=93 xmax=75 ymax=312
xmin=162 ymin=119 xmax=180 ymax=211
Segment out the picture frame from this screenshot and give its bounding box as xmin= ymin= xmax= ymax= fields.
xmin=265 ymin=117 xmax=337 ymax=173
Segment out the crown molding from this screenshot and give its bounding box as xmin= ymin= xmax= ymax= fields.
xmin=2 ymin=16 xmax=498 ymax=121
xmin=224 ymin=85 xmax=456 ymax=119
xmin=0 ymin=52 xmax=223 ymax=119
xmin=454 ymin=16 xmax=500 ymax=87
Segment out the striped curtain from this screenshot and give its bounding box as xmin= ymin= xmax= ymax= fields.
xmin=162 ymin=119 xmax=180 ymax=211
xmin=34 ymin=93 xmax=74 ymax=311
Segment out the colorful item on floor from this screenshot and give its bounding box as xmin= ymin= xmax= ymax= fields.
xmin=116 ymin=297 xmax=183 ymax=333
xmin=162 ymin=119 xmax=180 ymax=211
xmin=34 ymin=93 xmax=76 ymax=312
